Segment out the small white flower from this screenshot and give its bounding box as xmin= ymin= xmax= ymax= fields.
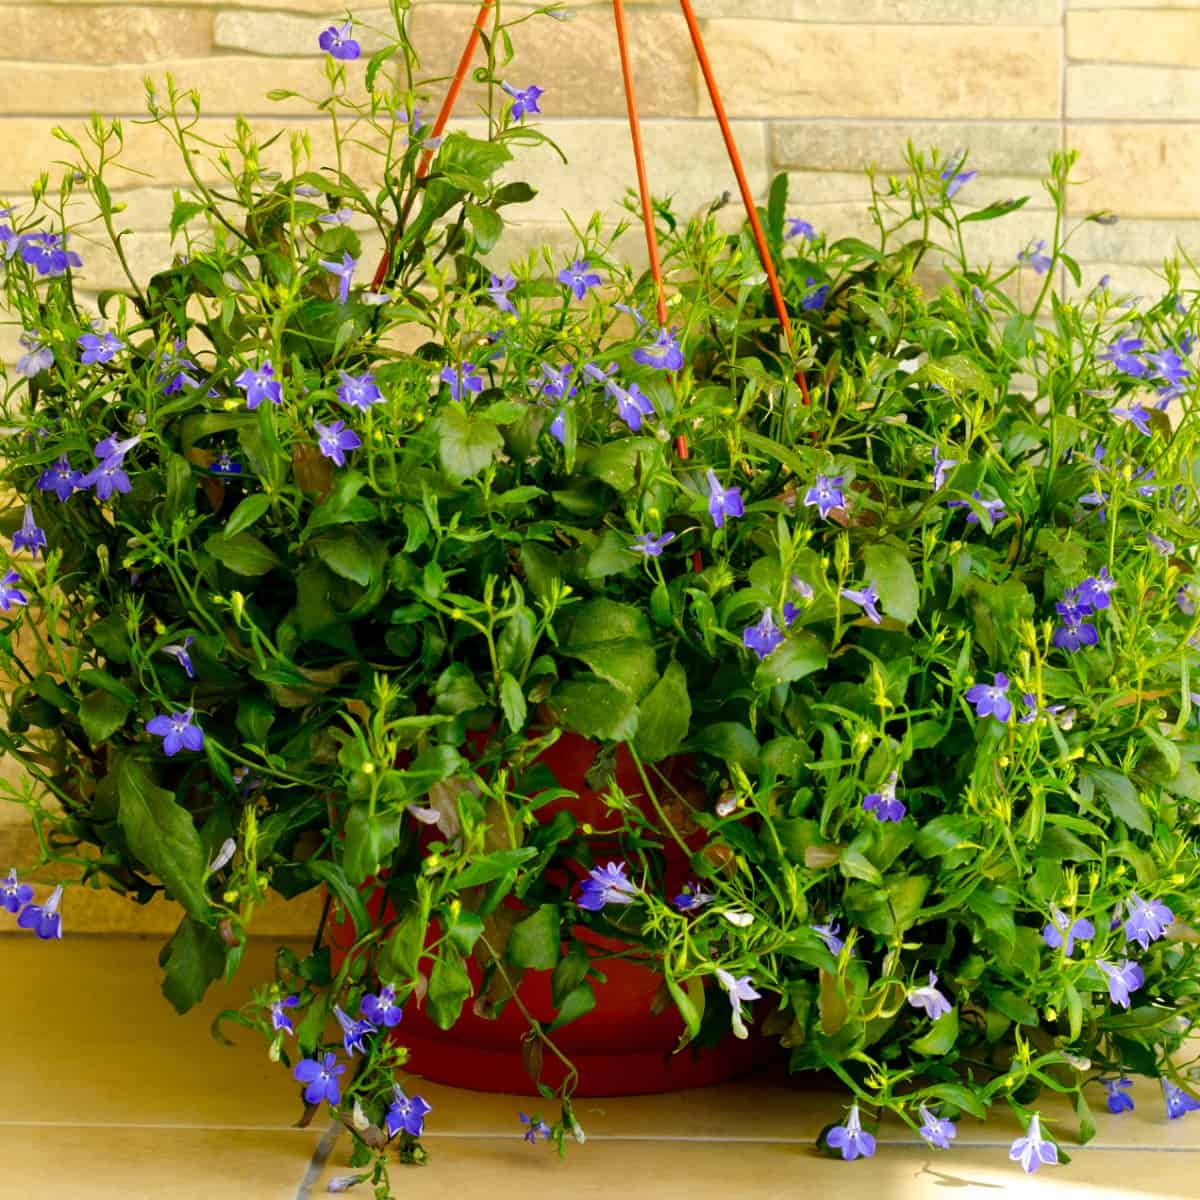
xmin=721 ymin=909 xmax=754 ymax=929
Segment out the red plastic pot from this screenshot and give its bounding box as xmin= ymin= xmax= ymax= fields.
xmin=327 ymin=730 xmax=769 ymax=1096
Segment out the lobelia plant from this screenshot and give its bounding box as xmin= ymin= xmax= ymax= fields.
xmin=2 ymin=5 xmax=1200 ymax=1194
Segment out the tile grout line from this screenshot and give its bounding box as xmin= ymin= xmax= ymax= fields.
xmin=295 ymin=1120 xmax=341 ymax=1200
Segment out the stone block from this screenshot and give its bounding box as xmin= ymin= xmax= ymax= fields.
xmin=215 ymin=7 xmax=394 ymax=56
xmin=1069 ymin=9 xmax=1200 ymax=67
xmin=1067 ymin=218 xmax=1200 ymax=265
xmin=1069 ymin=125 xmax=1200 ymax=218
xmin=1069 ymin=64 xmax=1200 ymax=120
xmin=694 ymin=1 xmax=1059 ymax=20
xmin=0 ymin=5 xmax=212 ymax=62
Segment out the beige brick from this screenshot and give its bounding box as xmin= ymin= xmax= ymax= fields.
xmin=1068 ymin=1 xmax=1200 ymax=8
xmin=699 ymin=22 xmax=1060 ymax=119
xmin=1067 ymin=218 xmax=1200 ymax=265
xmin=409 ymin=5 xmax=695 ymax=119
xmin=0 ymin=5 xmax=212 ymax=62
xmin=215 ymin=7 xmax=394 ymax=56
xmin=1058 ymin=261 xmax=1174 ymax=307
xmin=1069 ymin=10 xmax=1200 ymax=67
xmin=0 ymin=0 xmax=338 ymax=9
xmin=1069 ymin=64 xmax=1200 ymax=119
xmin=773 ymin=121 xmax=1059 ymax=176
xmin=786 ymin=170 xmax=1054 ymax=213
xmin=695 ymin=1 xmax=1060 ymax=20
xmin=1069 ymin=125 xmax=1200 ymax=219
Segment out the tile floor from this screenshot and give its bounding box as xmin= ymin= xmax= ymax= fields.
xmin=3 ymin=934 xmax=1198 ymax=1198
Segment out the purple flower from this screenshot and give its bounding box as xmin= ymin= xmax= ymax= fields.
xmin=501 ymin=81 xmax=544 ymax=121
xmin=80 ymin=455 xmax=132 ymax=502
xmin=16 ymin=331 xmax=54 ymax=377
xmin=940 ymin=155 xmax=977 ymax=199
xmin=488 ymin=272 xmax=517 ymax=313
xmin=803 ymin=474 xmax=845 ymax=519
xmin=785 ymin=217 xmax=817 ymax=241
xmin=315 ymin=419 xmax=362 ymax=467
xmin=235 ymin=360 xmax=282 ymax=411
xmin=558 ymin=258 xmax=602 ymax=300
xmin=615 ymin=301 xmax=646 ymax=327
xmin=319 ymin=251 xmax=357 ymax=303
xmin=862 ymin=771 xmax=904 ymax=822
xmin=440 ymin=362 xmax=484 ymax=401
xmin=269 ymin=995 xmax=299 ymax=1035
xmin=520 ymin=1112 xmax=552 ymax=1143
xmin=11 ymin=504 xmax=46 ymax=558
xmin=614 ymin=382 xmax=655 ymax=431
xmin=827 ymin=1104 xmax=875 ymax=1161
xmin=1077 ymin=569 xmax=1116 ymax=611
xmin=813 ymin=921 xmax=848 ymax=956
xmin=361 ymin=983 xmax=403 ymax=1029
xmin=211 ymin=450 xmax=242 ymax=476
xmin=966 ymin=672 xmax=1012 ymax=722
xmin=294 ymin=1052 xmax=345 ymax=1106
xmin=16 ymin=883 xmax=63 ymax=939
xmin=335 ymin=370 xmax=383 ymax=412
xmin=1101 ymin=1077 xmax=1135 ymax=1115
xmin=1111 ymin=404 xmax=1152 ymax=437
xmin=1042 ymin=907 xmax=1094 ymax=957
xmin=714 ymin=968 xmax=761 ymax=1039
xmin=1079 ymin=490 xmax=1108 ymax=522
xmin=37 ymin=455 xmax=81 ymax=502
xmin=1097 ymin=959 xmax=1145 ymax=1008
xmin=632 ymin=531 xmax=675 ymax=557
xmin=1148 ymin=347 xmax=1190 ymax=389
xmin=1017 ymin=239 xmax=1053 ymax=274
xmin=78 ymin=331 xmax=124 ymax=365
xmin=705 ymin=469 xmax=744 ymax=529
xmin=632 ymin=327 xmax=684 ymax=371
xmin=163 ymin=636 xmax=195 ymax=679
xmin=1164 ymin=1080 xmax=1200 ymax=1120
xmin=577 ymin=861 xmax=639 ymax=911
xmin=318 ymin=20 xmax=360 ymax=60
xmin=742 ymin=608 xmax=784 ymax=660
xmin=801 ymin=277 xmax=829 ymax=310
xmin=386 ymin=1087 xmax=431 ymax=1137
xmin=20 ymin=231 xmax=82 ymax=277
xmin=948 ymin=490 xmax=1006 ymax=526
xmin=672 ymin=883 xmax=715 ymax=913
xmin=1009 ymin=1113 xmax=1058 ymax=1174
xmin=94 ymin=433 xmax=141 ymax=463
xmin=145 ymin=708 xmax=204 ymax=756
xmin=1134 ymin=467 xmax=1158 ymax=496
xmin=537 ymin=362 xmax=577 ymax=403
xmin=548 ymin=410 xmax=566 ymax=444
xmin=333 ymin=1004 xmax=376 ymax=1056
xmin=932 ymin=444 xmax=958 ymax=490
xmin=1123 ymin=892 xmax=1174 ymax=950
xmin=0 ymin=569 xmax=28 ymax=612
xmin=1052 ymin=589 xmax=1098 ymax=653
xmin=1 ymin=867 xmax=34 ymax=914
xmin=841 ymin=583 xmax=882 ymax=624
xmin=918 ymin=1104 xmax=957 ymax=1150
xmin=906 ymin=971 xmax=952 ymax=1020
xmin=156 ymin=342 xmax=208 ymax=396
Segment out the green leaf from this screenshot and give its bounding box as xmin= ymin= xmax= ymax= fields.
xmin=634 ymin=661 xmax=691 ymax=762
xmin=445 ymin=908 xmax=485 ymax=956
xmin=205 ymin=531 xmax=282 ymax=576
xmin=305 ymin=859 xmax=371 ymax=939
xmin=692 ymin=722 xmax=760 ymax=775
xmin=500 ymin=671 xmax=527 ymax=732
xmin=498 ymin=607 xmax=536 ymax=672
xmin=451 ymin=847 xmax=537 ymax=890
xmin=433 ymin=663 xmax=489 ymax=714
xmin=159 ymin=916 xmax=226 ymax=1013
xmin=989 ymin=990 xmax=1039 ymax=1026
xmin=426 ymin=943 xmax=473 ymax=1029
xmin=223 ymin=493 xmax=270 ymax=539
xmin=493 ymin=181 xmax=537 ymax=207
xmin=755 ymin=632 xmax=828 ymax=690
xmin=313 ymin=530 xmax=385 ymax=588
xmin=959 ymin=195 xmax=1029 ymax=223
xmin=1076 ymin=1090 xmax=1097 ymax=1145
xmin=562 ymin=637 xmax=657 ymax=699
xmin=549 ymin=680 xmax=639 ymax=742
xmin=863 ymin=541 xmax=919 ymax=623
xmin=914 ymin=814 xmax=982 ymax=858
xmin=563 ymin=598 xmax=651 ymax=647
xmin=911 ymin=1007 xmax=958 ymax=1055
xmin=508 ymin=903 xmax=561 ymax=970
xmin=921 ymin=1083 xmax=986 ymax=1120
xmin=434 ymin=405 xmax=503 ymax=480
xmin=343 ymin=806 xmax=401 ymax=887
xmin=465 ymin=202 xmax=503 ymax=252
xmin=79 ymin=688 xmax=130 ymax=746
xmin=117 ymin=759 xmax=211 ymax=921
xmin=1080 ymin=764 xmax=1151 ymax=836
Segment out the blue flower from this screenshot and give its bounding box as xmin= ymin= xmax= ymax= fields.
xmin=1164 ymin=1079 xmax=1200 ymax=1120
xmin=0 ymin=569 xmax=28 ymax=612
xmin=11 ymin=504 xmax=46 ymax=558
xmin=743 ymin=608 xmax=784 ymax=660
xmin=501 ymin=81 xmax=544 ymax=121
xmin=557 ymin=258 xmax=602 ymax=300
xmin=1009 ymin=1113 xmax=1058 ymax=1174
xmin=318 ymin=19 xmax=360 ymax=60
xmin=519 ymin=1112 xmax=552 ymax=1143
xmin=940 ymin=154 xmax=977 ymax=199
xmin=440 ymin=362 xmax=484 ymax=400
xmin=906 ymin=971 xmax=952 ymax=1020
xmin=785 ymin=217 xmax=817 ymax=241
xmin=548 ymin=410 xmax=566 ymax=445
xmin=235 ymin=360 xmax=282 ymax=410
xmin=1111 ymin=404 xmax=1152 ymax=437
xmin=862 ymin=771 xmax=904 ymax=822
xmin=294 ymin=1052 xmax=345 ymax=1106
xmin=488 ymin=272 xmax=517 ymax=313
xmin=1097 ymin=959 xmax=1144 ymax=1008
xmin=813 ymin=920 xmax=848 ymax=956
xmin=211 ymin=450 xmax=243 ymax=476
xmin=801 ymin=277 xmax=829 ymax=310
xmin=20 ymin=231 xmax=82 ymax=276
xmin=37 ymin=455 xmax=80 ymax=502
xmin=705 ymin=469 xmax=745 ymax=529
xmin=577 ymin=861 xmax=639 ymax=911
xmin=145 ymin=708 xmax=204 ymax=756
xmin=918 ymin=1104 xmax=957 ymax=1149
xmin=81 ymin=455 xmax=132 ymax=502
xmin=947 ymin=490 xmax=1006 ymax=526
xmin=15 ymin=883 xmax=63 ymax=939
xmin=386 ymin=1087 xmax=432 ymax=1137
xmin=361 ymin=983 xmax=403 ymax=1029
xmin=319 ymin=251 xmax=357 ymax=303
xmin=632 ymin=327 xmax=684 ymax=371
xmin=803 ymin=474 xmax=845 ymax=519
xmin=1123 ymin=892 xmax=1174 ymax=949
xmin=315 ymin=419 xmax=363 ymax=466
xmin=336 ymin=370 xmax=383 ymax=411
xmin=1 ymin=867 xmax=34 ymax=913
xmin=1077 ymin=569 xmax=1116 ymax=611
xmin=840 ymin=583 xmax=882 ymax=624
xmin=932 ymin=444 xmax=958 ymax=490
xmin=1017 ymin=239 xmax=1053 ymax=274
xmin=614 ymin=382 xmax=655 ymax=431
xmin=714 ymin=968 xmax=761 ymax=1040
xmin=672 ymin=882 xmax=715 ymax=912
xmin=16 ymin=331 xmax=54 ymax=377
xmin=632 ymin=531 xmax=675 ymax=557
xmin=537 ymin=363 xmax=577 ymax=404
xmin=1098 ymin=335 xmax=1148 ymax=377
xmin=78 ymin=331 xmax=124 ymax=364
xmin=966 ymin=672 xmax=1012 ymax=722
xmin=162 ymin=636 xmax=195 ymax=679
xmin=827 ymin=1104 xmax=875 ymax=1161
xmin=334 ymin=1004 xmax=376 ymax=1055
xmin=269 ymin=995 xmax=299 ymax=1035
xmin=1042 ymin=907 xmax=1094 ymax=957
xmin=1101 ymin=1077 xmax=1135 ymax=1115
xmin=1052 ymin=619 xmax=1098 ymax=653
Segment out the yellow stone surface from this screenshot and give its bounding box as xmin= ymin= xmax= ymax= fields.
xmin=0 ymin=4 xmax=213 ymax=62
xmin=1069 ymin=8 xmax=1200 ymax=67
